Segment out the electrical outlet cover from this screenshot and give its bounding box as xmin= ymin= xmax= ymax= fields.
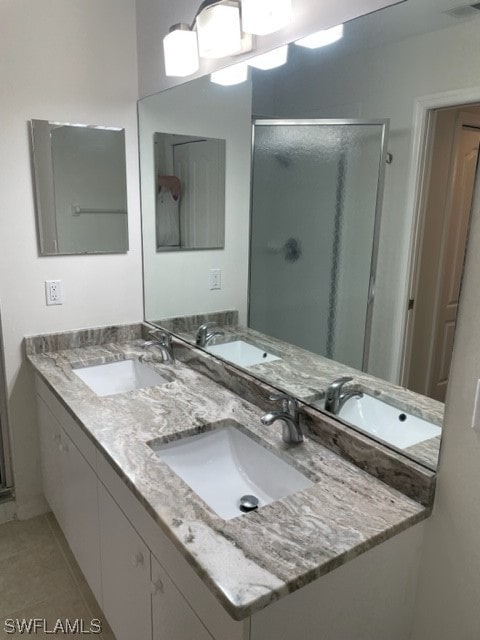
xmin=45 ymin=280 xmax=63 ymax=306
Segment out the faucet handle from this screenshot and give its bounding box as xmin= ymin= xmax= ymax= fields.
xmin=269 ymin=393 xmax=298 ymax=415
xmin=328 ymin=376 xmax=353 ymax=392
xmin=269 ymin=392 xmax=291 ymax=402
xmin=157 ymin=330 xmax=172 ymax=347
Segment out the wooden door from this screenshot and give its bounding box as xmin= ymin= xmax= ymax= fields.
xmin=173 ymin=139 xmax=225 ymax=248
xmin=429 ymin=126 xmax=480 ymax=400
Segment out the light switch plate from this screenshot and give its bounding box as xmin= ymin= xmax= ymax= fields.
xmin=471 ymin=379 xmax=480 ymax=433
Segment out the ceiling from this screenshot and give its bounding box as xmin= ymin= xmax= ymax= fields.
xmin=263 ymin=0 xmax=480 ymax=72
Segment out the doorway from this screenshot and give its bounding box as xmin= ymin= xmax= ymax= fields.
xmin=404 ymin=104 xmax=480 ymax=402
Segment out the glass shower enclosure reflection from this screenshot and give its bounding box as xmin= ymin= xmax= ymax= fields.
xmin=249 ymin=120 xmax=389 ymax=371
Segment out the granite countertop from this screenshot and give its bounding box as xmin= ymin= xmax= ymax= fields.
xmin=28 ymin=337 xmax=429 ymax=621
xmin=164 ymin=320 xmax=443 ymax=469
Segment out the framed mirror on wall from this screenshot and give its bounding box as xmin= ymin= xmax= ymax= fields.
xmin=139 ymin=1 xmax=480 ymax=471
xmin=31 ymin=120 xmax=129 ymax=255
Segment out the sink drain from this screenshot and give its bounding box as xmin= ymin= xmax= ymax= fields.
xmin=239 ymin=495 xmax=259 ymax=513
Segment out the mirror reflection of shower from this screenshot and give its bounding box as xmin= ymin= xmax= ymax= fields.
xmin=248 ymin=119 xmax=388 ymax=372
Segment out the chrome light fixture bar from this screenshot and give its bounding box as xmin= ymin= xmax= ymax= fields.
xmin=163 ymin=0 xmax=292 ymax=78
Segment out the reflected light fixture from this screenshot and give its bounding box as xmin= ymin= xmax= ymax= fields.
xmin=163 ymin=24 xmax=200 ymax=77
xmin=248 ymin=45 xmax=288 ymax=70
xmin=241 ymin=0 xmax=292 ymax=35
xmin=196 ymin=1 xmax=243 ymax=59
xmin=210 ymin=62 xmax=249 ymax=85
xmin=295 ymin=24 xmax=344 ymax=49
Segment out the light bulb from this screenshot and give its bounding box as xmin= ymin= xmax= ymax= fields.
xmin=241 ymin=0 xmax=291 ymax=36
xmin=196 ymin=2 xmax=242 ymax=59
xmin=295 ymin=24 xmax=344 ymax=49
xmin=248 ymin=45 xmax=288 ymax=70
xmin=163 ymin=24 xmax=199 ymax=77
xmin=210 ymin=62 xmax=248 ymax=86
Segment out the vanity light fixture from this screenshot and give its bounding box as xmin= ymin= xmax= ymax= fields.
xmin=241 ymin=0 xmax=292 ymax=36
xmin=295 ymin=23 xmax=344 ymax=49
xmin=210 ymin=61 xmax=249 ymax=85
xmin=163 ymin=0 xmax=294 ymax=77
xmin=163 ymin=24 xmax=200 ymax=77
xmin=248 ymin=45 xmax=288 ymax=70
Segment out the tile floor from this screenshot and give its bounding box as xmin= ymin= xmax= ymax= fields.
xmin=0 ymin=512 xmax=115 ymax=639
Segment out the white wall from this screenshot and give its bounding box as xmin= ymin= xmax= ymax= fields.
xmin=135 ymin=0 xmax=400 ymax=98
xmin=253 ymin=16 xmax=480 ymax=383
xmin=140 ymin=77 xmax=252 ymax=323
xmin=410 ymin=155 xmax=480 ymax=640
xmin=0 ymin=0 xmax=142 ymax=518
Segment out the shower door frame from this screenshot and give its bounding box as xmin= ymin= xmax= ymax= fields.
xmin=248 ymin=118 xmax=390 ymax=371
xmin=0 ymin=310 xmax=13 ymax=493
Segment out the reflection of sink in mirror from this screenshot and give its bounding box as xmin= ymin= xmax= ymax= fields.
xmin=335 ymin=394 xmax=441 ymax=449
xmin=73 ymin=359 xmax=171 ymax=397
xmin=206 ymin=340 xmax=280 ymax=368
xmin=148 ymin=422 xmax=313 ymax=520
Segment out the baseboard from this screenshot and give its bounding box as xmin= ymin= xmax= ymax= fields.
xmin=15 ymin=495 xmax=49 ymax=520
xmin=0 ymin=498 xmax=16 ymax=524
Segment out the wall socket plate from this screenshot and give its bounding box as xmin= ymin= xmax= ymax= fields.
xmin=210 ymin=268 xmax=221 ymax=291
xmin=45 ymin=280 xmax=63 ymax=306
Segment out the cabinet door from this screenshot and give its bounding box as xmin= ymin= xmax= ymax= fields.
xmin=60 ymin=428 xmax=102 ymax=605
xmin=98 ymin=484 xmax=152 ymax=640
xmin=37 ymin=395 xmax=64 ymax=526
xmin=37 ymin=393 xmax=102 ymax=605
xmin=151 ymin=554 xmax=213 ymax=640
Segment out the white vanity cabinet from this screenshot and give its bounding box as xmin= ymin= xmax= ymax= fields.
xmin=35 ymin=374 xmax=425 ymax=640
xmin=35 ymin=376 xmax=246 ymax=640
xmin=36 ymin=392 xmax=102 ymax=604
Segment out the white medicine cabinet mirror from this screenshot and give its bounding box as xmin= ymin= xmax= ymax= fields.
xmin=31 ymin=120 xmax=129 ymax=255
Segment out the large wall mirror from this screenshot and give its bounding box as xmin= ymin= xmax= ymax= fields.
xmin=31 ymin=120 xmax=128 ymax=255
xmin=140 ymin=1 xmax=480 ymax=471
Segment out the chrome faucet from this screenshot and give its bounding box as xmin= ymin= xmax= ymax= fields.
xmin=324 ymin=376 xmax=363 ymax=414
xmin=195 ymin=322 xmax=225 ymax=347
xmin=143 ymin=330 xmax=175 ymax=364
xmin=261 ymin=393 xmax=303 ymax=444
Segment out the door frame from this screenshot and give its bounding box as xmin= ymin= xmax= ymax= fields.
xmin=0 ymin=308 xmax=13 ymax=491
xmin=399 ymin=86 xmax=480 ymax=386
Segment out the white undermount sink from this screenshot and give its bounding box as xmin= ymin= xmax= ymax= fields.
xmin=206 ymin=340 xmax=280 ymax=368
xmin=149 ymin=422 xmax=313 ymax=520
xmin=73 ymin=359 xmax=171 ymax=397
xmin=337 ymin=394 xmax=442 ymax=449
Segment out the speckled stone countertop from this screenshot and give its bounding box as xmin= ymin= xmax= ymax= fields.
xmin=161 ymin=321 xmax=443 ymax=469
xmin=27 ymin=330 xmax=429 ymax=621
